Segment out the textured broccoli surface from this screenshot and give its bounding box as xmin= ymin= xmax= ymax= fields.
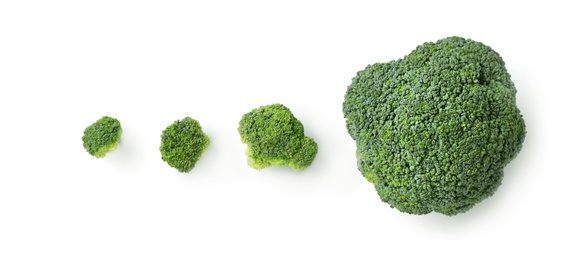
xmin=343 ymin=36 xmax=526 ymax=215
xmin=160 ymin=117 xmax=210 ymax=173
xmin=238 ymin=104 xmax=317 ymax=170
xmin=82 ymin=116 xmax=123 ymax=158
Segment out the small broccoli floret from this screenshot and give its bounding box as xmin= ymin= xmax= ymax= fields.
xmin=160 ymin=117 xmax=210 ymax=173
xmin=238 ymin=104 xmax=318 ymax=171
xmin=82 ymin=116 xmax=123 ymax=158
xmin=343 ymin=36 xmax=526 ymax=216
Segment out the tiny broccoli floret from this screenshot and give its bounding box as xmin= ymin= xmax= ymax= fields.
xmin=160 ymin=117 xmax=210 ymax=173
xmin=238 ymin=103 xmax=318 ymax=171
xmin=82 ymin=116 xmax=123 ymax=158
xmin=343 ymin=36 xmax=526 ymax=216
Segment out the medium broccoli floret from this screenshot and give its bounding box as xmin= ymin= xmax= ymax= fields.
xmin=343 ymin=36 xmax=526 ymax=216
xmin=82 ymin=116 xmax=123 ymax=158
xmin=238 ymin=104 xmax=318 ymax=170
xmin=160 ymin=117 xmax=210 ymax=173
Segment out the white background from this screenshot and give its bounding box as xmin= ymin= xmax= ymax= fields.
xmin=1 ymin=0 xmax=580 ymax=259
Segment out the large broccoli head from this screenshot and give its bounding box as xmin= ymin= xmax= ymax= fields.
xmin=238 ymin=103 xmax=318 ymax=170
xmin=343 ymin=36 xmax=526 ymax=215
xmin=82 ymin=116 xmax=123 ymax=158
xmin=160 ymin=117 xmax=210 ymax=173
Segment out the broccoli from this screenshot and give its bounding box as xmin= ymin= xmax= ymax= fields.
xmin=343 ymin=36 xmax=526 ymax=215
xmin=238 ymin=103 xmax=318 ymax=170
xmin=160 ymin=117 xmax=210 ymax=173
xmin=82 ymin=116 xmax=123 ymax=158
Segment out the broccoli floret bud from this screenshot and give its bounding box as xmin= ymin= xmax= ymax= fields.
xmin=82 ymin=116 xmax=123 ymax=158
xmin=160 ymin=117 xmax=210 ymax=173
xmin=343 ymin=36 xmax=526 ymax=216
xmin=238 ymin=104 xmax=318 ymax=170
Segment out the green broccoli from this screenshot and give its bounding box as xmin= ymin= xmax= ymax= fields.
xmin=238 ymin=103 xmax=318 ymax=170
xmin=343 ymin=36 xmax=526 ymax=216
xmin=160 ymin=117 xmax=210 ymax=173
xmin=82 ymin=116 xmax=123 ymax=158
